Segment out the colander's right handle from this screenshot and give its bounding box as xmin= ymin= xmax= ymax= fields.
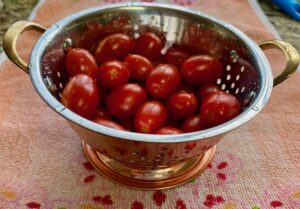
xmin=3 ymin=21 xmax=46 ymax=74
xmin=258 ymin=39 xmax=300 ymax=87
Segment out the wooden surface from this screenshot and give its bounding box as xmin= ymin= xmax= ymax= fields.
xmin=0 ymin=0 xmax=299 ymax=52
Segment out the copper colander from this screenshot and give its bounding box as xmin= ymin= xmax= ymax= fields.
xmin=3 ymin=3 xmax=299 ymax=190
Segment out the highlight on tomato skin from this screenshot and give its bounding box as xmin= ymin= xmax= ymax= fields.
xmin=166 ymin=91 xmax=198 ymax=120
xmin=146 ymin=64 xmax=182 ymax=100
xmin=61 ymin=74 xmax=99 ymax=119
xmin=200 ymin=91 xmax=241 ymax=127
xmin=97 ymin=60 xmax=130 ymax=89
xmin=65 ymin=48 xmax=98 ymax=78
xmin=105 ymin=83 xmax=148 ymax=119
xmin=58 ymin=25 xmax=245 ymax=136
xmin=133 ymin=32 xmax=164 ymax=61
xmin=94 ymin=33 xmax=133 ymax=63
xmin=181 ymin=54 xmax=223 ymax=86
xmin=134 ymin=101 xmax=167 ymax=134
xmin=125 ymin=54 xmax=154 ymax=81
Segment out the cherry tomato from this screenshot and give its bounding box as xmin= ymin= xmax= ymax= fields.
xmin=197 ymin=83 xmax=220 ymax=102
xmin=135 ymin=101 xmax=167 ymax=133
xmin=106 ymin=83 xmax=147 ymax=119
xmin=181 ymin=55 xmax=223 ymax=85
xmin=201 ymin=92 xmax=241 ymax=127
xmin=94 ymin=106 xmax=111 ymax=119
xmin=133 ymin=32 xmax=163 ymax=61
xmin=146 ymin=64 xmax=181 ymax=100
xmin=125 ymin=54 xmax=153 ymax=81
xmin=65 ymin=48 xmax=98 ymax=78
xmin=93 ymin=118 xmax=125 ymax=130
xmin=98 ymin=60 xmax=129 ymax=89
xmin=166 ymin=92 xmax=198 ymax=120
xmin=61 ymin=74 xmax=99 ymax=119
xmin=95 ymin=33 xmax=133 ymax=63
xmin=156 ymin=127 xmax=183 ymax=134
xmin=164 ymin=47 xmax=190 ymax=69
xmin=181 ymin=115 xmax=205 ymax=133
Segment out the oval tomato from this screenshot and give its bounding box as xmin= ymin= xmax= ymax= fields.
xmin=181 ymin=55 xmax=223 ymax=85
xmin=181 ymin=115 xmax=205 ymax=133
xmin=146 ymin=64 xmax=181 ymax=100
xmin=201 ymin=92 xmax=241 ymax=127
xmin=61 ymin=74 xmax=99 ymax=119
xmin=95 ymin=33 xmax=133 ymax=63
xmin=156 ymin=127 xmax=183 ymax=134
xmin=93 ymin=118 xmax=125 ymax=130
xmin=197 ymin=83 xmax=220 ymax=102
xmin=65 ymin=48 xmax=98 ymax=78
xmin=125 ymin=54 xmax=153 ymax=81
xmin=106 ymin=83 xmax=147 ymax=119
xmin=166 ymin=91 xmax=198 ymax=120
xmin=98 ymin=60 xmax=129 ymax=89
xmin=133 ymin=32 xmax=163 ymax=61
xmin=135 ymin=101 xmax=167 ymax=133
xmin=164 ymin=47 xmax=190 ymax=69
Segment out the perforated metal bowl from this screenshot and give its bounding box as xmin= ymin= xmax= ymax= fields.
xmin=3 ymin=3 xmax=299 ymax=190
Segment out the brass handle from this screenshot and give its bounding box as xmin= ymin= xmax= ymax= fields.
xmin=258 ymin=39 xmax=300 ymax=87
xmin=3 ymin=20 xmax=46 ymax=74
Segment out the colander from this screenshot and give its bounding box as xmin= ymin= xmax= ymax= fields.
xmin=3 ymin=3 xmax=300 ymax=190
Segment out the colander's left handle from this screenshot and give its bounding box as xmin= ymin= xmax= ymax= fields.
xmin=3 ymin=21 xmax=46 ymax=74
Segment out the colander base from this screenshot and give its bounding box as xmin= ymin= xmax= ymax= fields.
xmin=82 ymin=140 xmax=216 ymax=190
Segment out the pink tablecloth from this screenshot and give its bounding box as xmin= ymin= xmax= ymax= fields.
xmin=0 ymin=0 xmax=299 ymax=208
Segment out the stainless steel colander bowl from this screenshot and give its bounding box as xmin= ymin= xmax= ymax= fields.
xmin=3 ymin=3 xmax=299 ymax=190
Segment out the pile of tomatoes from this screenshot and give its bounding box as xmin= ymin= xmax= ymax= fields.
xmin=61 ymin=31 xmax=241 ymax=134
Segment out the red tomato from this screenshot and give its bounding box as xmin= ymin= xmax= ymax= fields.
xmin=94 ymin=106 xmax=111 ymax=119
xmin=106 ymin=83 xmax=147 ymax=119
xmin=93 ymin=118 xmax=125 ymax=130
xmin=156 ymin=127 xmax=183 ymax=134
xmin=65 ymin=48 xmax=98 ymax=78
xmin=61 ymin=74 xmax=99 ymax=119
xmin=125 ymin=54 xmax=153 ymax=81
xmin=95 ymin=33 xmax=133 ymax=63
xmin=181 ymin=55 xmax=223 ymax=85
xmin=166 ymin=92 xmax=198 ymax=120
xmin=201 ymin=92 xmax=241 ymax=127
xmin=135 ymin=101 xmax=167 ymax=133
xmin=146 ymin=64 xmax=181 ymax=100
xmin=98 ymin=60 xmax=129 ymax=89
xmin=197 ymin=83 xmax=220 ymax=102
xmin=133 ymin=32 xmax=163 ymax=61
xmin=164 ymin=47 xmax=190 ymax=69
xmin=182 ymin=115 xmax=205 ymax=133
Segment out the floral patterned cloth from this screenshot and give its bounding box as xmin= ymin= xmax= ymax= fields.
xmin=0 ymin=0 xmax=300 ymax=209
